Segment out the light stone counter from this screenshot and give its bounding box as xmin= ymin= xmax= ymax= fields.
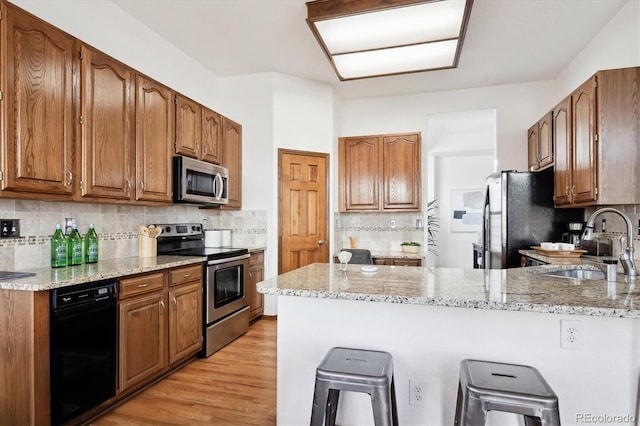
xmin=268 ymin=263 xmax=640 ymax=425
xmin=258 ymin=262 xmax=640 ymax=318
xmin=0 ymin=255 xmax=206 ymax=292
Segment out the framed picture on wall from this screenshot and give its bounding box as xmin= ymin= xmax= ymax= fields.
xmin=451 ymin=189 xmax=483 ymax=232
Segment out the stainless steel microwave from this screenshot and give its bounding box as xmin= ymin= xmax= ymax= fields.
xmin=173 ymin=156 xmax=228 ymax=206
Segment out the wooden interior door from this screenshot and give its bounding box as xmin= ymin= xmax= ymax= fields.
xmin=279 ymin=149 xmax=329 ymax=274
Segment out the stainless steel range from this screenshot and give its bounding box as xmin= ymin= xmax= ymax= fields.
xmin=155 ymin=223 xmax=249 ymax=357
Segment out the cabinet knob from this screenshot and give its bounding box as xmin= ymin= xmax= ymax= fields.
xmin=138 ymin=283 xmax=150 ymax=288
xmin=317 ymin=240 xmax=326 ymax=245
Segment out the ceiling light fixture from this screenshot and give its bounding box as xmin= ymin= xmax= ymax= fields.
xmin=306 ymin=0 xmax=474 ymax=81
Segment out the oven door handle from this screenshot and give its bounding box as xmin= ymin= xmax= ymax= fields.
xmin=207 ymin=253 xmax=250 ymax=265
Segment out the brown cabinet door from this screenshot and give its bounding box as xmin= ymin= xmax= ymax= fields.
xmin=201 ymin=107 xmax=222 ymax=164
xmin=221 ymin=116 xmax=242 ymax=209
xmin=175 ymin=95 xmax=202 ymax=159
xmin=393 ymin=259 xmax=422 ymax=266
xmin=168 ymin=282 xmax=202 ymax=365
xmin=339 ymin=136 xmax=381 ymax=211
xmin=1 ymin=4 xmax=74 ymax=196
xmin=135 ymin=75 xmax=173 ymax=203
xmin=382 ymin=133 xmax=421 ymax=211
xmin=248 ymin=252 xmax=264 ymax=321
xmin=527 ymin=123 xmax=539 ymax=171
xmin=553 ymin=97 xmax=572 ymax=206
xmin=79 ymin=45 xmax=135 ymax=201
xmin=572 ymin=77 xmax=598 ymax=204
xmin=119 ymin=291 xmax=167 ymax=392
xmin=537 ymin=112 xmax=553 ymax=169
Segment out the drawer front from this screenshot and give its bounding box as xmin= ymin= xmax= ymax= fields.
xmin=119 ymin=272 xmax=165 ymax=299
xmin=393 ymin=259 xmax=421 ymax=267
xmin=249 ymin=251 xmax=264 ymax=265
xmin=170 ymin=264 xmax=203 ymax=286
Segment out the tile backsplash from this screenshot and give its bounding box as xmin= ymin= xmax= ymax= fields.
xmin=0 ymin=199 xmax=267 ymax=270
xmin=334 ymin=211 xmax=425 ymax=253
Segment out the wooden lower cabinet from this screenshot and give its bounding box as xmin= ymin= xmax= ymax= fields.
xmin=118 ymin=290 xmax=167 ymax=392
xmin=118 ymin=265 xmax=203 ymax=394
xmin=372 ymin=257 xmax=422 ymax=266
xmin=248 ymin=250 xmax=265 ymax=321
xmin=168 ymin=265 xmax=203 ymax=365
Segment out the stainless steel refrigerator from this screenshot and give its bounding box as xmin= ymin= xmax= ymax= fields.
xmin=482 ymin=168 xmax=584 ymax=269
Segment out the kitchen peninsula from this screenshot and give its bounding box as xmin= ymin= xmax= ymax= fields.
xmin=258 ymin=263 xmax=640 ymax=425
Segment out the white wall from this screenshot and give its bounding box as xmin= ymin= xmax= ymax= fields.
xmin=554 ymin=0 xmax=640 ymax=102
xmin=434 ymin=155 xmax=494 ymax=268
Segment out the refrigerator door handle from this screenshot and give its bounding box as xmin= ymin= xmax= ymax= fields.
xmin=482 ymin=187 xmax=490 ymax=269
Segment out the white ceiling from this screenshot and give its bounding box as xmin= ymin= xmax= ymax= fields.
xmin=111 ymin=0 xmax=629 ymax=100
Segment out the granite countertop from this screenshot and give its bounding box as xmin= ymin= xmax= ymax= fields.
xmin=0 ymin=255 xmax=206 ymax=292
xmin=257 ymin=262 xmax=640 ymax=318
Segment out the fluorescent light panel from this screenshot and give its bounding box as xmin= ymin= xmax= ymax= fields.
xmin=307 ymin=0 xmax=473 ymax=80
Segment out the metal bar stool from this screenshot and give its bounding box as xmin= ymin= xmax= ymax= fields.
xmin=454 ymin=359 xmax=561 ymax=426
xmin=310 ymin=347 xmax=398 ymax=426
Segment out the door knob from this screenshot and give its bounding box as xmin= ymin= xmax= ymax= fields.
xmin=317 ymin=240 xmax=326 ymax=245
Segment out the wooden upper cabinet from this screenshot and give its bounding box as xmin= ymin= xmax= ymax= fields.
xmin=135 ymin=75 xmax=173 ymax=203
xmin=79 ymin=44 xmax=135 ymax=201
xmin=174 ymin=95 xmax=202 ymax=159
xmin=527 ymin=123 xmax=539 ymax=171
xmin=221 ymin=116 xmax=242 ymax=209
xmin=571 ymin=77 xmax=599 ymax=205
xmin=382 ymin=133 xmax=421 ymax=211
xmin=553 ymin=67 xmax=640 ymax=207
xmin=553 ymin=96 xmax=572 ymax=206
xmin=201 ymin=107 xmax=222 ymax=164
xmin=339 ymin=132 xmax=421 ymax=212
xmin=527 ymin=112 xmax=553 ymax=172
xmin=339 ymin=135 xmax=381 ymax=211
xmin=1 ymin=2 xmax=74 ymax=197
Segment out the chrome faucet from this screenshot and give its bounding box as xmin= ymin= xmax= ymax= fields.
xmin=582 ymin=207 xmax=637 ymax=278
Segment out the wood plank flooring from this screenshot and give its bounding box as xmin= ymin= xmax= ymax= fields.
xmin=92 ymin=318 xmax=277 ymax=425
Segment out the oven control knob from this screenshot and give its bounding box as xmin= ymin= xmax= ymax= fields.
xmin=195 ymin=225 xmax=201 ymax=232
xmin=165 ymin=226 xmax=171 ymax=233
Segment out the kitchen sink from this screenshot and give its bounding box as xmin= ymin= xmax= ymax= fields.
xmin=542 ymin=268 xmax=606 ymax=280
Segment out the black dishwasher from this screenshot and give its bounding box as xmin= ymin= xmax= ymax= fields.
xmin=50 ymin=279 xmax=117 ymax=425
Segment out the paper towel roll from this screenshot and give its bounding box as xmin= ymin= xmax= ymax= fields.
xmin=221 ymin=229 xmax=232 ymax=247
xmin=205 ymin=230 xmax=222 ymax=247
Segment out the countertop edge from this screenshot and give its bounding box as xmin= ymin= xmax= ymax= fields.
xmin=0 ymin=256 xmax=207 ymax=292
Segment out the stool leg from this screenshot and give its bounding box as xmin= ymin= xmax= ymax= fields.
xmin=310 ymin=380 xmax=330 ymax=426
xmin=390 ymin=378 xmax=399 ymax=426
xmin=540 ymin=408 xmax=561 ymax=426
xmin=326 ymin=389 xmax=340 ymax=426
xmin=461 ymin=395 xmax=487 ymax=426
xmin=371 ymin=385 xmax=393 ymax=426
xmin=453 ymin=383 xmax=463 ymax=426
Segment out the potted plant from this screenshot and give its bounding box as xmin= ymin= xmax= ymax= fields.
xmin=427 ymin=199 xmax=439 ymax=256
xmin=401 ymin=241 xmax=421 ymax=253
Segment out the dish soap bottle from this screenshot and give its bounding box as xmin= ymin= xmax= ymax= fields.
xmin=84 ymin=224 xmax=99 ymax=264
xmin=51 ymin=224 xmax=68 ymax=268
xmin=67 ymin=225 xmax=83 ymax=266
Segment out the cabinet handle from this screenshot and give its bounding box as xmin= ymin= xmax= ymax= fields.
xmin=249 ymin=271 xmax=253 ymax=278
xmin=65 ymin=170 xmax=73 ymax=186
xmin=160 ymin=300 xmax=165 ymax=310
xmin=565 ymin=186 xmax=570 ymax=197
xmin=138 ymin=282 xmax=150 ymax=288
xmin=183 ymin=273 xmax=191 ymax=278
xmin=173 ymin=297 xmax=177 ymax=305
xmin=571 ymin=185 xmax=576 ymax=196
xmin=317 ymin=240 xmax=326 ymax=245
xmin=126 ymin=178 xmax=132 ymax=192
xmin=140 ymin=181 xmax=145 ymax=191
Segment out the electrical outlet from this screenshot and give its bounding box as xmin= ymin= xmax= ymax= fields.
xmin=409 ymin=379 xmax=427 ymax=406
xmin=390 ymin=219 xmax=396 ymax=228
xmin=560 ymin=319 xmax=583 ymax=349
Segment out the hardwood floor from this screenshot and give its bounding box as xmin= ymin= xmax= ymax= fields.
xmin=93 ymin=318 xmax=277 ymax=425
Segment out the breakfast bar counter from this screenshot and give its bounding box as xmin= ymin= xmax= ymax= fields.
xmin=259 ymin=263 xmax=640 ymax=425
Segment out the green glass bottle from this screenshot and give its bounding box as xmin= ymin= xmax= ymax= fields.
xmin=67 ymin=225 xmax=83 ymax=266
xmin=51 ymin=224 xmax=67 ymax=268
xmin=84 ymin=224 xmax=99 ymax=264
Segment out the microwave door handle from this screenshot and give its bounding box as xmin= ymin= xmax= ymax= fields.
xmin=214 ymin=173 xmax=223 ymax=200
